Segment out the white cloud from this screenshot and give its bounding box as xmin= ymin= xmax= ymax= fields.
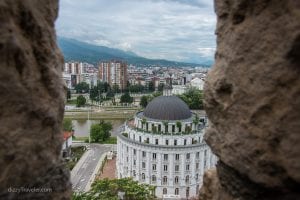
xmin=56 ymin=0 xmax=216 ymax=64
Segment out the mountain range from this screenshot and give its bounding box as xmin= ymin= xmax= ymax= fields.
xmin=57 ymin=37 xmax=211 ymax=67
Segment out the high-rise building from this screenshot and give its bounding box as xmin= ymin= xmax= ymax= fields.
xmin=98 ymin=60 xmax=128 ymax=91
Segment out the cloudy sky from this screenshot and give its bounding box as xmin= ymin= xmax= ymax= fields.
xmin=56 ymin=0 xmax=216 ymax=64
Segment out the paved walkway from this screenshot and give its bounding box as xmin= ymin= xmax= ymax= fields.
xmin=97 ymin=157 xmax=117 ymax=180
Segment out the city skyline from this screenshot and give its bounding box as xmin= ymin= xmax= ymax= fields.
xmin=56 ymin=0 xmax=216 ymax=65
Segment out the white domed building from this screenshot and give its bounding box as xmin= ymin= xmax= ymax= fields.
xmin=117 ymin=94 xmax=217 ymax=199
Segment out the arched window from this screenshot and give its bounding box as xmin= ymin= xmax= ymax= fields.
xmin=163 ymin=188 xmax=167 ymax=194
xmin=175 ymin=176 xmax=179 ymax=184
xmin=185 ymin=175 xmax=189 ymax=184
xmin=163 ymin=176 xmax=168 ymax=184
xmin=152 ymin=175 xmax=156 ymax=183
xmin=186 ymin=187 xmax=190 ymax=198
xmin=175 ymin=188 xmax=179 ymax=195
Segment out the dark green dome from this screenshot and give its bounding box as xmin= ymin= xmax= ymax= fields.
xmin=143 ymin=96 xmax=191 ymax=120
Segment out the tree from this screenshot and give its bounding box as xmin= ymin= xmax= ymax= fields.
xmin=128 ymin=84 xmax=144 ymax=93
xmin=90 ymin=120 xmax=112 ymax=142
xmin=178 ymin=88 xmax=203 ymax=109
xmin=103 ymin=82 xmax=110 ymax=92
xmin=120 ymin=92 xmax=133 ymax=104
xmin=176 ymin=121 xmax=182 ymax=132
xmin=63 ymin=118 xmax=73 ymax=131
xmin=106 ymin=89 xmax=115 ymax=99
xmin=112 ymin=84 xmax=120 ymax=93
xmin=148 ymin=82 xmax=155 ymax=92
xmin=76 ymin=95 xmax=86 ymax=107
xmin=140 ymin=95 xmax=148 ymax=108
xmin=158 ymin=83 xmax=165 ymax=92
xmin=74 ymin=82 xmax=89 ymax=93
xmin=66 ymin=89 xmax=71 ymax=100
xmin=72 ymin=178 xmax=155 ymax=200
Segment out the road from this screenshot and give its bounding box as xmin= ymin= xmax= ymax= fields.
xmin=112 ymin=124 xmax=125 ymax=136
xmin=71 ymin=143 xmax=114 ymax=192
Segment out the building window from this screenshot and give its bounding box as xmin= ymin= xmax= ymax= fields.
xmin=158 ymin=124 xmax=161 ymax=132
xmin=153 ymin=153 xmax=156 ymax=160
xmin=185 ymin=175 xmax=189 ymax=184
xmin=134 ymin=160 xmax=136 ymax=165
xmin=142 ymin=173 xmax=145 ymax=180
xmin=196 ymin=152 xmax=200 ymax=159
xmin=133 ymin=149 xmax=136 ymax=155
xmin=196 ymin=163 xmax=199 ymax=169
xmin=164 ymin=154 xmax=168 ymax=161
xmin=196 ymin=173 xmax=199 ymax=180
xmin=172 ymin=125 xmax=175 ymax=132
xmin=163 ymin=188 xmax=167 ymax=194
xmin=142 ymin=162 xmax=146 ymax=169
xmin=186 ymin=164 xmax=190 ymax=171
xmin=184 ymin=139 xmax=187 ymax=145
xmin=165 ymin=139 xmax=169 ymax=145
xmin=139 ymin=136 xmax=142 ymax=142
xmin=175 ymin=188 xmax=179 ymax=195
xmin=186 ymin=187 xmax=190 ymax=198
xmin=126 ymin=157 xmax=128 ymax=162
xmin=174 ymin=139 xmax=177 ymax=146
xmin=175 ymin=176 xmax=179 ymax=184
xmin=175 ymin=165 xmax=179 ymax=172
xmin=186 ymin=153 xmax=190 ymax=160
xmin=142 ymin=151 xmax=146 ymax=157
xmin=175 ymin=154 xmax=180 ymax=160
xmin=152 ymin=175 xmax=156 ymax=183
xmin=163 ymin=176 xmax=168 ymax=184
xmin=133 ymin=170 xmax=136 ymax=176
xmin=152 ymin=164 xmax=156 ymax=171
xmin=127 ymin=147 xmax=128 ymax=152
xmin=164 ymin=165 xmax=168 ymax=171
xmin=155 ymin=139 xmax=159 ymax=145
xmin=133 ymin=134 xmax=135 ymax=140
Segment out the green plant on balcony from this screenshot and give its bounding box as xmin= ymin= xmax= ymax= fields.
xmin=193 ymin=114 xmax=199 ymax=127
xmin=122 ymin=132 xmax=128 ymax=137
xmin=176 ymin=121 xmax=182 ymax=132
xmin=185 ymin=126 xmax=192 ymax=133
xmin=152 ymin=126 xmax=157 ymax=133
xmin=141 ymin=118 xmax=147 ymax=129
xmin=162 ymin=121 xmax=169 ymax=133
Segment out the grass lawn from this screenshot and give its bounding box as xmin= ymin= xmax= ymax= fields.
xmin=99 ymin=136 xmax=117 ymax=144
xmin=73 ymin=136 xmax=117 ymax=144
xmin=65 ymin=146 xmax=86 ymax=170
xmin=67 ymin=99 xmax=77 ymax=105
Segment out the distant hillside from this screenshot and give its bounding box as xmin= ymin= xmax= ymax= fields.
xmin=57 ymin=37 xmax=211 ymax=67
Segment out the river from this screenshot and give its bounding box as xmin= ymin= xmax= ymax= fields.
xmin=72 ymin=119 xmax=125 ymax=137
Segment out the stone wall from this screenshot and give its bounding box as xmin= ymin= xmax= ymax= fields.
xmin=0 ymin=0 xmax=71 ymax=199
xmin=200 ymin=0 xmax=300 ymax=200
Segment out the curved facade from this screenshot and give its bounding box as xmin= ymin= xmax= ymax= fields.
xmin=117 ymin=96 xmax=217 ymax=199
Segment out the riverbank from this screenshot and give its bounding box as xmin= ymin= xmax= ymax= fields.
xmin=64 ymin=108 xmax=138 ymax=120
